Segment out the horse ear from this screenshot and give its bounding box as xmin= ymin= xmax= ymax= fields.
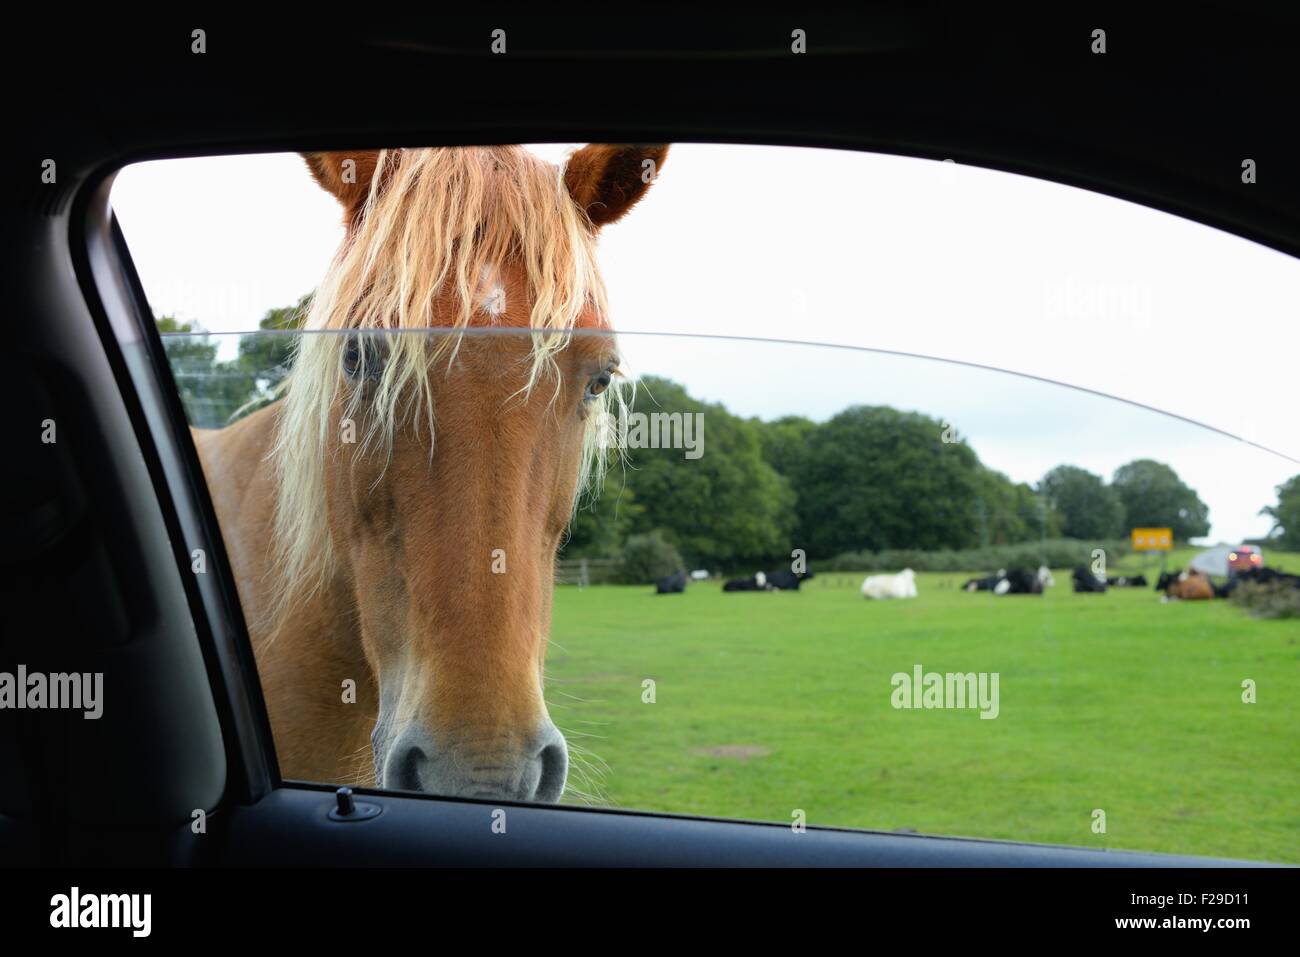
xmin=563 ymin=144 xmax=669 ymax=228
xmin=302 ymin=151 xmax=383 ymax=223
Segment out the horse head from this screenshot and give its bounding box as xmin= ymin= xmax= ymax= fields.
xmin=270 ymin=145 xmax=667 ymax=802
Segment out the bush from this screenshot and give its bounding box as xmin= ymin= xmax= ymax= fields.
xmin=820 ymin=538 xmax=1133 ymax=573
xmin=1231 ymin=581 xmax=1300 ymax=620
xmin=615 ymin=529 xmax=685 ymax=584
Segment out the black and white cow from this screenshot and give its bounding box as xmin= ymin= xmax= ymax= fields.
xmin=764 ymin=568 xmax=814 ymax=591
xmin=965 ymin=568 xmax=1042 ymax=595
xmin=1072 ymin=566 xmax=1107 ymax=593
xmin=963 ymin=569 xmax=1007 ymax=592
xmin=997 ymin=567 xmax=1044 ymax=595
xmin=1106 ymin=574 xmax=1148 ymax=587
xmin=723 ymin=571 xmax=767 ymax=592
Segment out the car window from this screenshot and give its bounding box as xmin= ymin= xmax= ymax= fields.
xmin=111 ymin=145 xmax=1300 ymax=863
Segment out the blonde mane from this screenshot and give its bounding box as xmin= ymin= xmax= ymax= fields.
xmin=267 ymin=146 xmax=621 ymax=625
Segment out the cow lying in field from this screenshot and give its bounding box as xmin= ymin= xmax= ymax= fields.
xmin=1218 ymin=565 xmax=1300 ymax=597
xmin=1072 ymin=566 xmax=1107 ymax=593
xmin=1155 ymin=569 xmax=1215 ymax=600
xmin=997 ymin=567 xmax=1045 ymax=594
xmin=1106 ymin=574 xmax=1148 ymax=587
xmin=655 ymin=570 xmax=687 ymax=594
xmin=723 ymin=571 xmax=767 ymax=592
xmin=723 ymin=568 xmax=814 ymax=592
xmin=765 ymin=568 xmax=813 ymax=590
xmin=862 ymin=568 xmax=917 ymax=599
xmin=963 ymin=569 xmax=1006 ymax=592
xmin=963 ymin=567 xmax=1052 ymax=595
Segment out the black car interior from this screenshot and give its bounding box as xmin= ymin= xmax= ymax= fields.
xmin=3 ymin=8 xmax=1296 ymax=870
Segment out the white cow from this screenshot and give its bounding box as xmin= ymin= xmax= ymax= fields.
xmin=861 ymin=568 xmax=918 ymax=599
xmin=1037 ymin=565 xmax=1055 ymax=588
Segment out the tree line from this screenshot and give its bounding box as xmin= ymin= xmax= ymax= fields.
xmin=157 ymin=305 xmax=1299 ymax=568
xmin=563 ymin=376 xmax=1219 ymax=568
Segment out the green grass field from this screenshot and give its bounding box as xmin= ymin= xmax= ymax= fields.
xmin=546 ymin=550 xmax=1300 ymax=863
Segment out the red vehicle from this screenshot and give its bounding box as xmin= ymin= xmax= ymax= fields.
xmin=1228 ymin=546 xmax=1264 ymax=573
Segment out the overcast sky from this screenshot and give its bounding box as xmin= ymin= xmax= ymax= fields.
xmin=111 ymin=144 xmax=1300 ymax=545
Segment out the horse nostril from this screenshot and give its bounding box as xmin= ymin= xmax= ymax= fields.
xmin=533 ymin=738 xmax=568 ymax=804
xmin=383 ymin=728 xmax=566 ymax=801
xmin=388 ymin=743 xmax=428 ymax=792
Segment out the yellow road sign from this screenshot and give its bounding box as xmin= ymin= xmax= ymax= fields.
xmin=1131 ymin=527 xmax=1173 ymax=551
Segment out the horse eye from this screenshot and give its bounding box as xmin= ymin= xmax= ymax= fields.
xmin=585 ymin=370 xmax=612 ymax=400
xmin=342 ymin=335 xmax=386 ymax=382
xmin=342 ymin=340 xmax=363 ymax=378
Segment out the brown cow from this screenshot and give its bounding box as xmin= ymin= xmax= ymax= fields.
xmin=1163 ymin=570 xmax=1215 ymax=600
